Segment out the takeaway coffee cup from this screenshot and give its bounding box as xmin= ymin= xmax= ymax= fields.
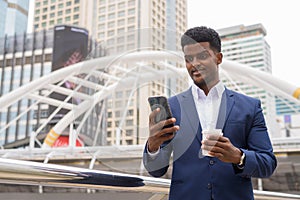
xmin=201 ymin=129 xmax=223 ymax=157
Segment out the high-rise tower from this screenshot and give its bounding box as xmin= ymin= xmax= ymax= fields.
xmin=218 ymin=24 xmax=279 ymax=137
xmin=0 ymin=0 xmax=30 ymax=37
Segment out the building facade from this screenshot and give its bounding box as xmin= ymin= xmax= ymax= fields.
xmin=0 ymin=0 xmax=30 ymax=38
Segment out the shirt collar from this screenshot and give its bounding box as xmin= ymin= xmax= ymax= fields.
xmin=191 ymin=81 xmax=225 ymax=100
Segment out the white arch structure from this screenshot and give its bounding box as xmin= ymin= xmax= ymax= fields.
xmin=0 ymin=50 xmax=300 ymax=149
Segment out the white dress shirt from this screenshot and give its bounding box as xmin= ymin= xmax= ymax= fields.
xmin=191 ymin=81 xmax=225 ymax=130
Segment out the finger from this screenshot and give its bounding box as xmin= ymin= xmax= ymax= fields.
xmin=206 ymin=134 xmax=223 ymax=140
xmin=157 ymin=125 xmax=179 ymax=137
xmin=149 ymin=107 xmax=160 ymax=125
xmin=151 ymin=118 xmax=176 ymax=133
xmin=202 ymin=139 xmax=217 ymax=147
xmin=208 ymin=151 xmax=224 ymax=158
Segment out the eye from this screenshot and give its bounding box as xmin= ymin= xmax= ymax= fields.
xmin=196 ymin=51 xmax=210 ymax=60
xmin=184 ymin=55 xmax=194 ymax=63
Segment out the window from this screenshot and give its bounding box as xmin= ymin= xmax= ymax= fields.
xmin=117 ymin=28 xmax=124 ymax=34
xmin=99 ymin=7 xmax=105 ymax=13
xmin=128 ymin=0 xmax=135 ymax=6
xmin=108 ymin=21 xmax=115 ymax=28
xmin=108 ymin=5 xmax=115 ymax=11
xmin=98 ymin=24 xmax=105 ymax=30
xmin=115 ymin=100 xmax=122 ymax=107
xmin=126 ymin=129 xmax=133 ymax=136
xmin=127 ymin=109 xmax=133 ymax=116
xmin=98 ymin=32 xmax=104 ymax=38
xmin=128 ymin=8 xmax=135 ymax=15
xmin=65 ymin=16 xmax=71 ymax=22
xmin=128 ymin=25 xmax=135 ymax=31
xmin=99 ymin=15 xmax=105 ymax=21
xmin=118 ymin=2 xmax=125 ymax=9
xmin=126 ymin=120 xmax=133 ymax=126
xmin=128 ymin=17 xmax=135 ymax=24
xmin=73 ymin=14 xmax=79 ymax=20
xmin=118 ymin=19 xmax=125 ymax=26
xmin=107 ymin=131 xmax=111 ymax=137
xmin=117 ymin=37 xmax=124 ymax=43
xmin=118 ymin=11 xmax=125 ymax=17
xmin=108 ymin=30 xmax=114 ymax=36
xmin=108 ymin=13 xmax=115 ymax=20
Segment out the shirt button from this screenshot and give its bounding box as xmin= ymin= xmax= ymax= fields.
xmin=207 ymin=183 xmax=212 ymax=189
xmin=209 ymin=160 xmax=214 ymax=165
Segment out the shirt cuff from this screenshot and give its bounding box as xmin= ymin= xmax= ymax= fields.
xmin=147 ymin=144 xmax=160 ymax=159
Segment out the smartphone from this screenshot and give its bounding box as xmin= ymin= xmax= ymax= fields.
xmin=148 ymin=96 xmax=174 ymax=135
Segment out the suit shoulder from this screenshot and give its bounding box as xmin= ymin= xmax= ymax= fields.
xmin=168 ymin=89 xmax=190 ymax=105
xmin=228 ymin=89 xmax=260 ymax=104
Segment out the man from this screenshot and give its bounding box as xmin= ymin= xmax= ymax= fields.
xmin=143 ymin=26 xmax=277 ymax=200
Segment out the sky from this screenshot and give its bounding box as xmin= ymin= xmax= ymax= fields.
xmin=187 ymin=0 xmax=300 ymax=87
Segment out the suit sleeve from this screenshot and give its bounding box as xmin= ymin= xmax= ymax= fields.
xmin=143 ymin=141 xmax=173 ymax=177
xmin=236 ymin=100 xmax=277 ymax=178
xmin=142 ymin=96 xmax=180 ymax=178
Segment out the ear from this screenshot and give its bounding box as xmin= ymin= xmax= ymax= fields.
xmin=216 ymin=53 xmax=223 ymax=65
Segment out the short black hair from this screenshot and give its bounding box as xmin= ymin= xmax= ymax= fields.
xmin=181 ymin=26 xmax=221 ymax=52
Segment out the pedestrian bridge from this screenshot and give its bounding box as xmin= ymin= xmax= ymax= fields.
xmin=0 ymin=50 xmax=300 ymax=198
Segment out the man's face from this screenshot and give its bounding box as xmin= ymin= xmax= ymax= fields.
xmin=183 ymin=42 xmax=222 ymax=89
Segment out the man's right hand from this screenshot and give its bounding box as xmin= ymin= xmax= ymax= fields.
xmin=147 ymin=108 xmax=180 ymax=153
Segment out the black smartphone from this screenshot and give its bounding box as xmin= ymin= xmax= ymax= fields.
xmin=148 ymin=96 xmax=174 ymax=135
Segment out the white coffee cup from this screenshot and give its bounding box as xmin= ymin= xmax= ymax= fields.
xmin=201 ymin=129 xmax=223 ymax=157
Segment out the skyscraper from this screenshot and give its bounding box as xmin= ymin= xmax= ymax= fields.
xmin=0 ymin=0 xmax=30 ymax=38
xmin=217 ymin=24 xmax=279 ymax=137
xmin=32 ymin=0 xmax=188 ymax=146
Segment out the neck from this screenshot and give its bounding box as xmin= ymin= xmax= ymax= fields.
xmin=196 ymin=80 xmax=220 ymax=96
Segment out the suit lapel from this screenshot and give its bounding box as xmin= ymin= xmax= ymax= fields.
xmin=178 ymin=88 xmax=202 ymax=143
xmin=177 ymin=87 xmax=235 ymax=142
xmin=219 ymin=89 xmax=235 ymax=132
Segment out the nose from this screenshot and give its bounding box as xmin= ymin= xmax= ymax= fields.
xmin=190 ymin=57 xmax=201 ymax=67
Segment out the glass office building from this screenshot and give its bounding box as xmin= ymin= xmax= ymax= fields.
xmin=0 ymin=0 xmax=30 ymax=38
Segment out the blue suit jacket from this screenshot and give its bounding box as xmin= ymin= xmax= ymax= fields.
xmin=143 ymin=87 xmax=277 ymax=200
